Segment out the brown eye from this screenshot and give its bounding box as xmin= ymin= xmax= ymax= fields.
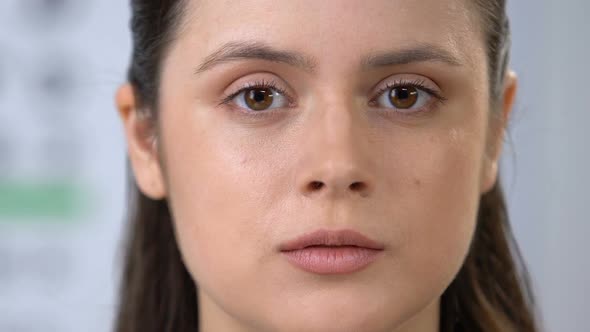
xmin=389 ymin=86 xmax=419 ymax=109
xmin=244 ymin=88 xmax=275 ymax=111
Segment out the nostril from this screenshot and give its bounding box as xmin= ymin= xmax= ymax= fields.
xmin=303 ymin=180 xmax=370 ymax=196
xmin=308 ymin=181 xmax=324 ymax=191
xmin=349 ymin=182 xmax=366 ymax=192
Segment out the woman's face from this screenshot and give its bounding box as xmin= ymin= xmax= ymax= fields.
xmin=119 ymin=0 xmax=514 ymax=331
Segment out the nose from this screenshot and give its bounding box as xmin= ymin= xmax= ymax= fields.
xmin=296 ymin=97 xmax=375 ymax=199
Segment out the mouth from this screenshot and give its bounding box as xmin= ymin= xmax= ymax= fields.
xmin=279 ymin=229 xmax=384 ymax=275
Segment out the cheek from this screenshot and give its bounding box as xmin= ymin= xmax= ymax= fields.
xmin=158 ymin=105 xmax=290 ymax=297
xmin=390 ymin=127 xmax=485 ymax=297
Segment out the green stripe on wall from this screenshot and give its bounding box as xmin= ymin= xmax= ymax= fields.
xmin=0 ymin=180 xmax=88 ymax=221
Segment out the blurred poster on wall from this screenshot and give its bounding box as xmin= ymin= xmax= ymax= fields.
xmin=0 ymin=1 xmax=129 ymax=331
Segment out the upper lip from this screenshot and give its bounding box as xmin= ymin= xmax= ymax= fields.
xmin=279 ymin=229 xmax=385 ymax=251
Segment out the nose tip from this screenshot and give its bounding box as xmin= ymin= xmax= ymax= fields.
xmin=296 ymin=130 xmax=375 ymax=199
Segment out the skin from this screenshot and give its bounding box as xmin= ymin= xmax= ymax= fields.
xmin=117 ymin=0 xmax=517 ymax=331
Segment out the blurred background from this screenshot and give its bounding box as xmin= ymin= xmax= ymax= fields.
xmin=0 ymin=0 xmax=588 ymax=331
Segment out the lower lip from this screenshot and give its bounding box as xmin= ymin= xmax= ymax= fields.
xmin=281 ymin=246 xmax=383 ymax=275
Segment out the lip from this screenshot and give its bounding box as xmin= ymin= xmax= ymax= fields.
xmin=279 ymin=229 xmax=384 ymax=274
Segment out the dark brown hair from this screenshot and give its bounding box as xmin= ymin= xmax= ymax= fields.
xmin=115 ymin=1 xmax=539 ymax=331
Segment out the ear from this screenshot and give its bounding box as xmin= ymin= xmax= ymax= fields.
xmin=480 ymin=70 xmax=517 ymax=194
xmin=116 ymin=84 xmax=167 ymax=200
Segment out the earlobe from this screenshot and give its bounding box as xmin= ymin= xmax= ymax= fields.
xmin=116 ymin=84 xmax=167 ymax=200
xmin=480 ymin=70 xmax=518 ymax=194
xmin=480 ymin=157 xmax=499 ymax=194
xmin=502 ymin=71 xmax=518 ymax=124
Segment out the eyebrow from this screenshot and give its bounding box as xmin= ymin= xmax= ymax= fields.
xmin=194 ymin=41 xmax=317 ymax=74
xmin=194 ymin=40 xmax=462 ymax=75
xmin=361 ymin=44 xmax=462 ymax=69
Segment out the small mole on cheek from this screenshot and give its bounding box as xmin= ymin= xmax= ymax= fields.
xmin=413 ymin=178 xmax=422 ymax=187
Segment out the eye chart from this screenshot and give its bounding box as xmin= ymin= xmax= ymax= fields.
xmin=0 ymin=1 xmax=129 ymax=331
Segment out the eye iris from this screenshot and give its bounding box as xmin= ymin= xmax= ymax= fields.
xmin=389 ymin=86 xmax=418 ymax=109
xmin=245 ymin=88 xmax=274 ymax=110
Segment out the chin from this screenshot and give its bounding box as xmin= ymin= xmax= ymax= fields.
xmin=272 ymin=313 xmax=397 ymax=332
xmin=260 ymin=292 xmax=410 ymax=332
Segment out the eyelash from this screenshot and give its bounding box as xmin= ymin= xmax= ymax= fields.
xmin=218 ymin=78 xmax=446 ymax=118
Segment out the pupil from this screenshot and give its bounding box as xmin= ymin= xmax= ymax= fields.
xmin=254 ymin=90 xmax=266 ymax=102
xmin=398 ymin=88 xmax=409 ymax=99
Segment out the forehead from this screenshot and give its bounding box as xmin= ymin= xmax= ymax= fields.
xmin=174 ymin=0 xmax=485 ymax=73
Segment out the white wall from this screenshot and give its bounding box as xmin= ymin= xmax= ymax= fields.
xmin=505 ymin=0 xmax=590 ymax=331
xmin=0 ymin=0 xmax=587 ymax=331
